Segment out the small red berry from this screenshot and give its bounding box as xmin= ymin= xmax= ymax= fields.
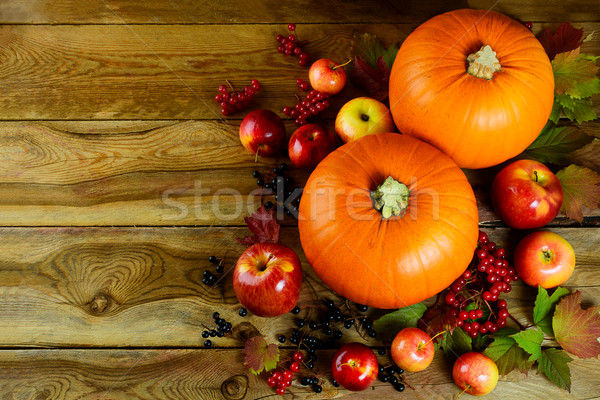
xmin=288 ymin=23 xmax=296 ymax=31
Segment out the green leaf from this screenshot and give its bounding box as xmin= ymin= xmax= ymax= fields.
xmin=372 ymin=303 xmax=427 ymax=343
xmin=561 ymin=98 xmax=598 ymax=123
xmin=557 ymin=165 xmax=600 ymax=223
xmin=439 ymin=328 xmax=472 ymax=362
xmin=242 ymin=335 xmax=279 ymax=375
xmin=552 ymin=49 xmax=600 ymax=98
xmin=510 ymin=327 xmax=544 ymax=362
xmin=524 ymin=122 xmax=593 ymax=165
xmin=538 ymin=348 xmax=573 ymax=391
xmin=533 ymin=286 xmax=571 ymax=335
xmin=552 ymin=291 xmax=600 ymax=358
xmin=549 ymin=100 xmax=563 ymax=124
xmin=483 ymin=335 xmax=534 ymax=375
xmin=352 ymin=32 xmax=399 ymax=70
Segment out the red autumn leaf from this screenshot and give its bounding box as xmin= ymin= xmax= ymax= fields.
xmin=237 ymin=205 xmax=280 ymax=246
xmin=556 ymin=165 xmax=600 ymax=223
xmin=350 ymin=56 xmax=390 ymax=101
xmin=552 ymin=291 xmax=600 ymax=359
xmin=418 ymin=295 xmax=458 ymax=340
xmin=537 ymin=22 xmax=585 ymax=61
xmin=242 ymin=335 xmax=279 ymax=374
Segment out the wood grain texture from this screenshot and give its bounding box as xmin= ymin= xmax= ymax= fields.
xmin=1 ymin=0 xmax=599 ymax=24
xmin=0 ymin=226 xmax=597 ymax=348
xmin=1 ymin=120 xmax=598 ymax=227
xmin=0 ymin=348 xmax=598 ymax=400
xmin=0 ymin=23 xmax=598 ymax=120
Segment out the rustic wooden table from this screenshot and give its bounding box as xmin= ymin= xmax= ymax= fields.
xmin=0 ymin=1 xmax=599 ymax=399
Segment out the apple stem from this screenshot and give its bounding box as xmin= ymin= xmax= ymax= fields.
xmin=457 ymin=385 xmax=470 ymax=399
xmin=533 ymin=170 xmax=539 ymax=182
xmin=337 ymin=361 xmax=356 ymax=368
xmin=254 ymin=147 xmax=259 ymax=163
xmin=418 ymin=330 xmax=446 ymax=350
xmin=332 ymin=58 xmax=352 ymax=70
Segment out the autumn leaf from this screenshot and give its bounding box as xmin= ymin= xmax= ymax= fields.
xmin=552 ymin=290 xmax=600 ymax=359
xmin=524 ymin=122 xmax=593 ymax=165
xmin=483 ymin=334 xmax=534 ymax=375
xmin=242 ymin=335 xmax=279 ymax=375
xmin=570 ymin=139 xmax=600 ymax=172
xmin=350 ymin=32 xmax=399 ymax=101
xmin=533 ymin=286 xmax=571 ymax=335
xmin=510 ymin=327 xmax=544 ymax=362
xmin=418 ymin=296 xmax=459 ymax=339
xmin=372 ymin=303 xmax=427 ymax=343
xmin=538 ymin=348 xmax=573 ymax=391
xmin=237 ymin=205 xmax=280 ymax=246
xmin=537 ymin=22 xmax=585 ymax=61
xmin=351 ymin=32 xmax=399 ymax=70
xmin=350 ymin=56 xmax=390 ymax=101
xmin=439 ymin=328 xmax=472 ymax=363
xmin=556 ymin=164 xmax=600 ymax=223
xmin=552 ymin=49 xmax=600 ymax=98
xmin=553 ymin=95 xmax=598 ymax=124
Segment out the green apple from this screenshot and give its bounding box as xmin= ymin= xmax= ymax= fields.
xmin=334 ymin=97 xmax=395 ymax=143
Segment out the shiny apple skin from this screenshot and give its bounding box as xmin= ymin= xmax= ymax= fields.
xmin=452 ymin=352 xmax=499 ymax=396
xmin=391 ymin=327 xmax=435 ymax=372
xmin=331 ymin=342 xmax=379 ymax=391
xmin=233 ymin=243 xmax=302 ymax=317
xmin=308 ymin=58 xmax=347 ymax=95
xmin=491 ymin=159 xmax=563 ymax=229
xmin=288 ymin=123 xmax=336 ymax=169
xmin=335 ymin=97 xmax=395 ymax=143
xmin=514 ymin=230 xmax=576 ymax=289
xmin=239 ymin=109 xmax=286 ymax=157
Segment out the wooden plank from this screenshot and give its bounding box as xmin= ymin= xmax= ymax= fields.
xmin=1 ymin=0 xmax=599 ymax=24
xmin=0 ymin=348 xmax=597 ymax=400
xmin=1 ymin=121 xmax=598 ymax=227
xmin=0 ymin=23 xmax=598 ymax=120
xmin=0 ymin=226 xmax=597 ymax=348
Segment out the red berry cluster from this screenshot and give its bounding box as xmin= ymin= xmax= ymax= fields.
xmin=214 ymin=79 xmax=261 ymax=116
xmin=444 ymin=231 xmax=519 ymax=338
xmin=283 ymin=81 xmax=331 ymax=127
xmin=276 ymin=23 xmax=312 ymax=67
xmin=266 ymin=351 xmax=304 ymax=395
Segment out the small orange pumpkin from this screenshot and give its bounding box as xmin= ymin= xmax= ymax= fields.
xmin=298 ymin=133 xmax=479 ymax=309
xmin=389 ymin=9 xmax=554 ymax=169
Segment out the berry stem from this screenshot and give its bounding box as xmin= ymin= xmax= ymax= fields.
xmin=508 ymin=312 xmax=528 ymax=331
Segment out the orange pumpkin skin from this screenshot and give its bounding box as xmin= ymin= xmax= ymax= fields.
xmin=389 ymin=9 xmax=554 ymax=169
xmin=298 ymin=133 xmax=479 ymax=309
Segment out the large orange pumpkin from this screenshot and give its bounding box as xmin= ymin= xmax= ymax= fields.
xmin=298 ymin=133 xmax=479 ymax=309
xmin=389 ymin=9 xmax=554 ymax=169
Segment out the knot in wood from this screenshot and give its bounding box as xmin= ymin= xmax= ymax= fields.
xmin=221 ymin=374 xmax=248 ymax=400
xmin=231 ymin=322 xmax=260 ymax=342
xmin=90 ymin=294 xmax=110 ymax=314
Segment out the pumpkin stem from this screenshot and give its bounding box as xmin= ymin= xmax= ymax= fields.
xmin=370 ymin=176 xmax=409 ymax=219
xmin=467 ymin=45 xmax=502 ymax=80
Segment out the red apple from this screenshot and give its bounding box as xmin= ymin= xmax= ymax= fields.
xmin=239 ymin=109 xmax=286 ymax=157
xmin=288 ymin=123 xmax=336 ymax=169
xmin=452 ymin=352 xmax=499 ymax=396
xmin=491 ymin=159 xmax=563 ymax=229
xmin=390 ymin=327 xmax=435 ymax=372
xmin=308 ymin=58 xmax=347 ymax=95
xmin=335 ymin=97 xmax=395 ymax=143
xmin=232 ymin=243 xmax=302 ymax=317
xmin=514 ymin=230 xmax=576 ymax=289
xmin=331 ymin=342 xmax=378 ymax=391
